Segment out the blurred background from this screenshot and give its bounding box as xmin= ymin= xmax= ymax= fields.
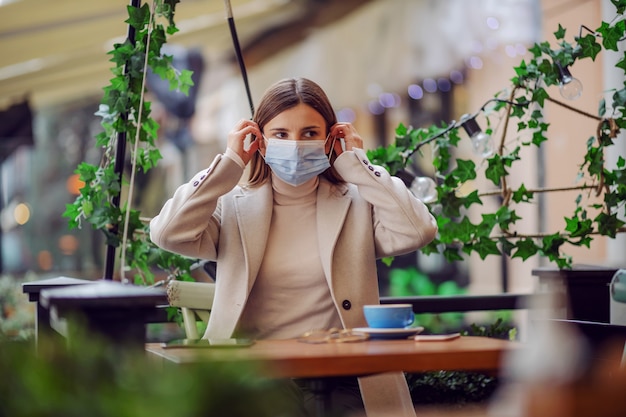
xmin=0 ymin=0 xmax=624 ymax=311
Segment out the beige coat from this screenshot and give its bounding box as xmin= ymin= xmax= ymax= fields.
xmin=150 ymin=148 xmax=437 ymax=417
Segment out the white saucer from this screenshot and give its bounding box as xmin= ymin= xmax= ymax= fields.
xmin=353 ymin=326 xmax=424 ymax=340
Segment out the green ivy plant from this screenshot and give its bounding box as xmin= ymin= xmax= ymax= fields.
xmin=368 ymin=0 xmax=626 ymax=269
xmin=63 ymin=0 xmax=196 ymax=285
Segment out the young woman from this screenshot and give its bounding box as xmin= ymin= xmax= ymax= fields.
xmin=150 ymin=77 xmax=438 ymax=417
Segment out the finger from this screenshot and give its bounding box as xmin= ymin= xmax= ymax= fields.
xmin=330 ymin=124 xmax=346 ymax=138
xmin=334 ymin=137 xmax=345 ymax=155
xmin=247 ymin=138 xmax=260 ymax=155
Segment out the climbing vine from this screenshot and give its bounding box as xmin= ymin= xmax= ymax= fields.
xmin=368 ymin=1 xmax=626 ymax=269
xmin=63 ymin=0 xmax=196 ymax=285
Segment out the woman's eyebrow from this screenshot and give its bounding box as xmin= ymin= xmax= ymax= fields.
xmin=300 ymin=125 xmax=322 ymax=131
xmin=268 ymin=125 xmax=322 ymax=132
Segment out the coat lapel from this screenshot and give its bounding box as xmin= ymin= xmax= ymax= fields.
xmin=316 ymin=180 xmax=351 ymax=286
xmin=234 ymin=182 xmax=273 ymax=291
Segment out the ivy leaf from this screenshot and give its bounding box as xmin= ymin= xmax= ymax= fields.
xmin=108 ymin=41 xmax=135 ymax=69
xmin=613 ymin=87 xmax=626 ymax=108
xmin=443 ymin=247 xmax=464 ymax=262
xmin=532 ymin=87 xmax=550 ymax=107
xmin=513 ymin=60 xmax=528 ymax=77
xmin=512 ymin=184 xmax=534 ymax=203
xmin=462 ymin=190 xmax=482 ymax=208
xmin=500 ymin=238 xmax=516 ymax=256
xmin=451 ymin=159 xmax=477 ymax=183
xmin=616 ymin=52 xmax=626 ymax=73
xmin=472 ymin=238 xmax=501 ymax=260
xmin=142 ymin=118 xmax=160 ymax=144
xmin=597 ymin=20 xmax=626 ymax=51
xmin=577 ymin=34 xmax=602 ymax=60
xmin=595 ymin=212 xmax=625 ymax=238
xmin=554 ymin=256 xmax=573 ymax=270
xmin=584 ymin=145 xmax=604 ymax=176
xmin=126 ymin=3 xmax=151 ymax=30
xmin=477 ymin=213 xmax=497 ymax=237
xmin=512 ymin=238 xmax=539 ymax=260
xmin=147 ymin=148 xmax=163 ymax=169
xmin=396 ymin=123 xmax=408 ymax=136
xmin=485 ymin=154 xmax=507 ymax=186
xmin=531 ymin=127 xmax=548 ymax=146
xmin=541 ymin=233 xmax=566 ymax=259
xmin=554 ymin=24 xmax=566 ymax=40
xmin=177 ymin=69 xmax=194 ymax=95
xmin=528 ymin=44 xmax=543 ymax=58
xmin=564 ymin=216 xmax=580 ymax=233
xmin=564 ymin=216 xmax=593 ymax=237
xmin=448 ymin=216 xmax=476 ymax=243
xmin=510 ymin=104 xmax=526 ymax=118
xmin=438 ymin=192 xmax=467 ymax=218
xmin=496 ymin=206 xmax=522 ymax=229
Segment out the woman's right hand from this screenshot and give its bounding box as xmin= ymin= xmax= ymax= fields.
xmin=227 ymin=119 xmax=263 ymax=165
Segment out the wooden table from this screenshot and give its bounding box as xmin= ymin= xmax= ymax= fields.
xmin=147 ymin=336 xmax=519 ymax=416
xmin=146 ymin=336 xmax=520 ymax=378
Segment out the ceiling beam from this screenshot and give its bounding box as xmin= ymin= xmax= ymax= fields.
xmin=240 ymin=0 xmax=376 ymax=66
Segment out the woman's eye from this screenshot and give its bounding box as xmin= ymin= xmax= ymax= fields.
xmin=303 ymin=131 xmax=320 ymax=139
xmin=274 ymin=132 xmax=288 ymax=139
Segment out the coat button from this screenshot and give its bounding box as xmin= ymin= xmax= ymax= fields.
xmin=192 ymin=181 xmax=199 ymax=186
xmin=374 ymin=171 xmax=381 ymax=177
xmin=368 ymin=165 xmax=374 ymax=171
xmin=362 ymin=159 xmax=368 ymax=165
xmin=342 ymin=300 xmax=352 ymax=310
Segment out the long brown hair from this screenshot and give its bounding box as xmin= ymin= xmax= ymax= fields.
xmin=247 ymin=78 xmax=344 ymax=186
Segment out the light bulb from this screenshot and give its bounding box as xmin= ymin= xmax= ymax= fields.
xmin=410 ymin=176 xmax=437 ymax=203
xmin=471 ymin=131 xmax=495 ymax=158
xmin=559 ymin=78 xmax=583 ymax=100
xmin=460 ymin=113 xmax=494 ymax=159
xmin=557 ymin=63 xmax=583 ymax=100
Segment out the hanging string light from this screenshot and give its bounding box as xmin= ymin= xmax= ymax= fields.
xmin=409 ymin=176 xmax=438 ymax=203
xmin=459 ymin=113 xmax=495 ymax=158
xmin=400 ymin=97 xmax=528 ymax=203
xmin=556 ymin=62 xmax=583 ymax=100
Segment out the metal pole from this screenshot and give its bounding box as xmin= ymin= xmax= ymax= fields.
xmin=0 ymin=165 xmax=3 ymax=275
xmin=223 ymin=0 xmax=254 ymax=117
xmin=104 ymin=0 xmax=141 ymax=280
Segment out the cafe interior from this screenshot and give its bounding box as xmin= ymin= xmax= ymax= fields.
xmin=2 ymin=0 xmax=626 ymax=416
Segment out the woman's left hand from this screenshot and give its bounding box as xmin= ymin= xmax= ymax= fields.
xmin=327 ymin=123 xmax=363 ymax=157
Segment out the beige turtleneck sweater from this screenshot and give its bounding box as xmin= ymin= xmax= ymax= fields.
xmin=236 ymin=173 xmax=342 ymax=340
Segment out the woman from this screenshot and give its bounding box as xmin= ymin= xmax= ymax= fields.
xmin=150 ymin=78 xmax=438 ymax=417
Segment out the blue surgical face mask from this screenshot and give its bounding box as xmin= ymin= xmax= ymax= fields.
xmin=262 ymin=136 xmax=331 ymax=187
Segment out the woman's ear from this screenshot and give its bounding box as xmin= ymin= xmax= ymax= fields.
xmin=325 ymin=135 xmax=333 ymax=154
xmin=257 ymin=135 xmax=267 ymax=155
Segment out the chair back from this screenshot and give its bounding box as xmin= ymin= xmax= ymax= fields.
xmin=166 ymin=280 xmax=216 ymax=339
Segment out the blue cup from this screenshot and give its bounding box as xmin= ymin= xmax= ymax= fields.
xmin=363 ymin=304 xmax=414 ymax=328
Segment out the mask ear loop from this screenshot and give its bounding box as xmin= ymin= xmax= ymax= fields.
xmin=257 ymin=134 xmax=268 ymax=162
xmin=325 ymin=134 xmax=337 ymax=160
